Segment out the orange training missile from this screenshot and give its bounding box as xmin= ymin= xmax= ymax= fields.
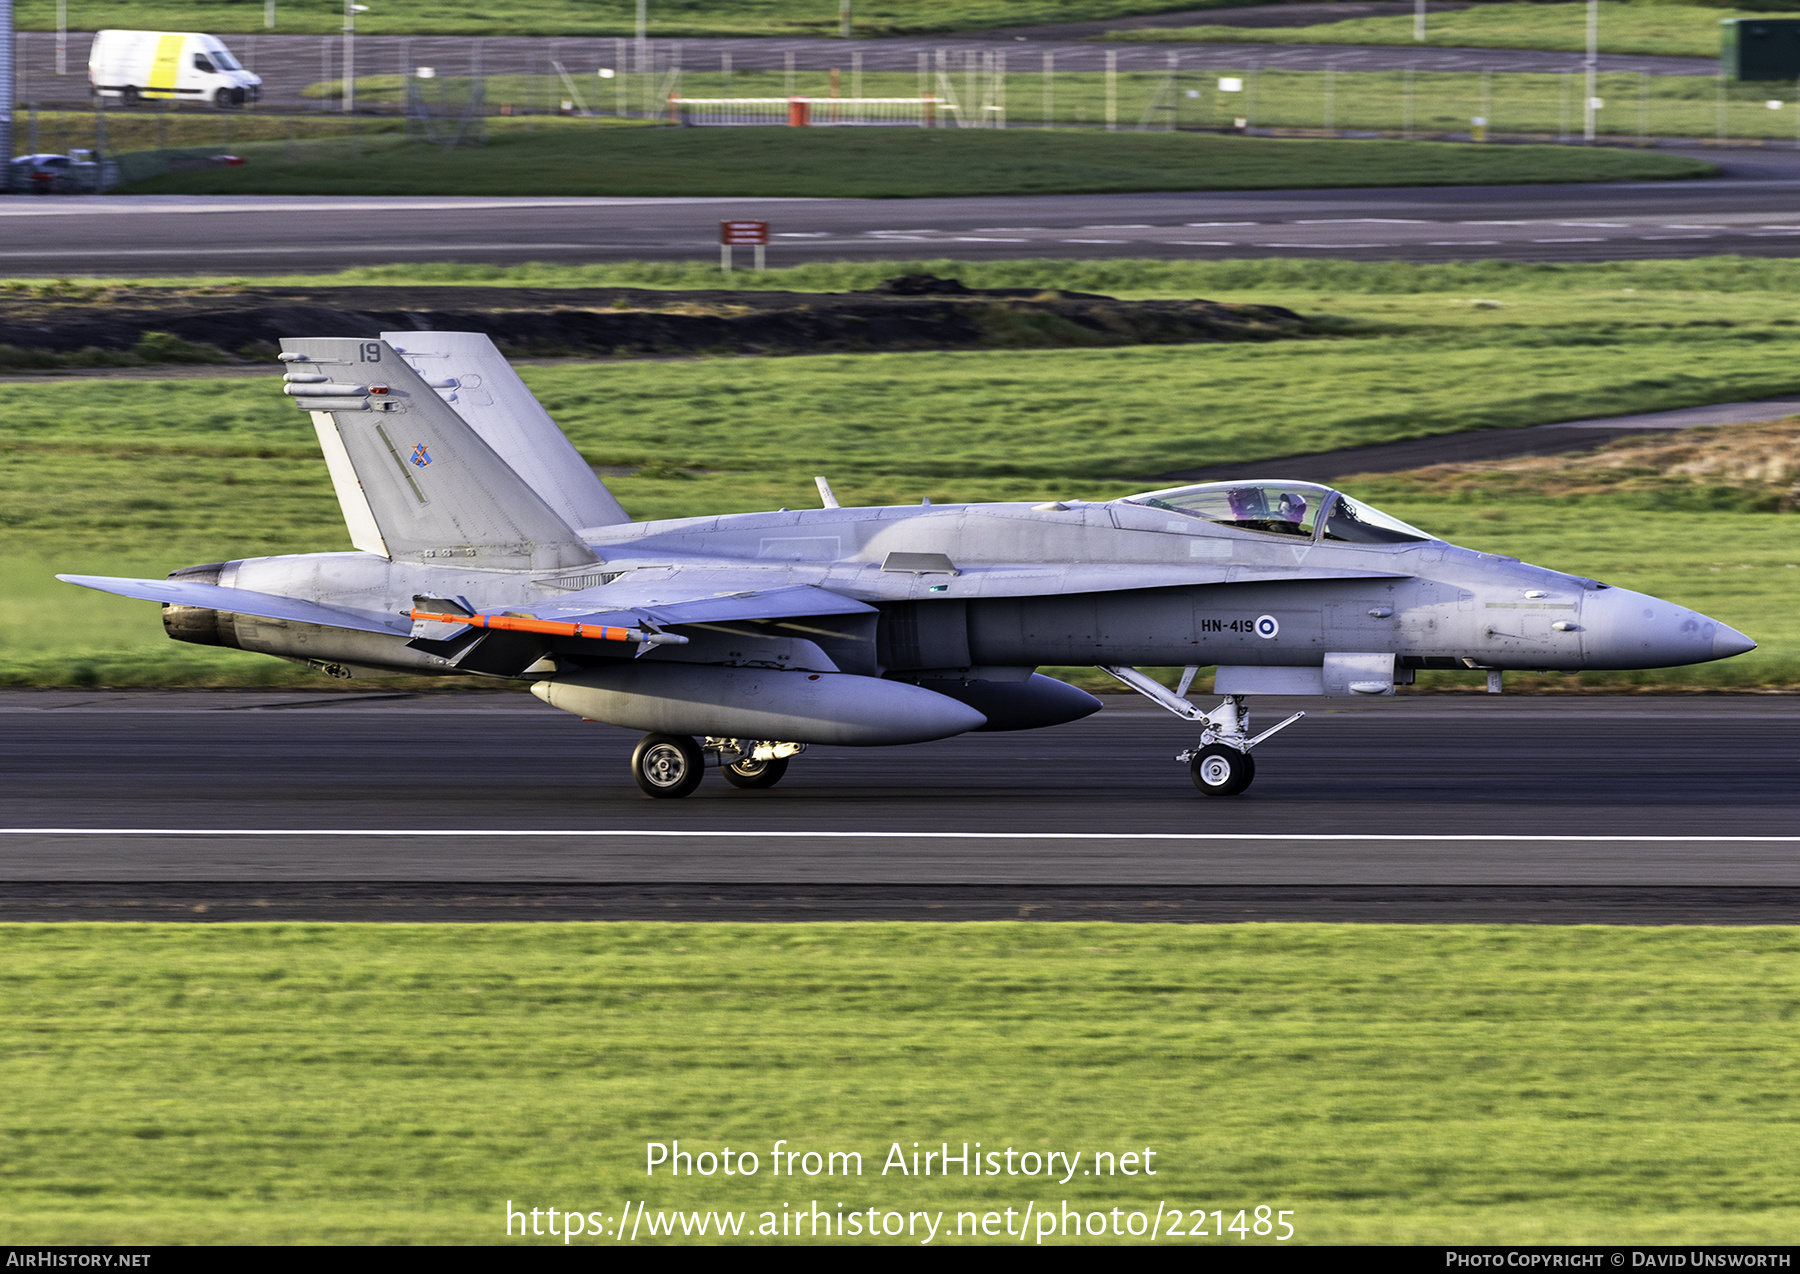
xmin=407 ymin=608 xmax=687 ymax=646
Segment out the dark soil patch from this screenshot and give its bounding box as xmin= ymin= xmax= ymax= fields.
xmin=0 ymin=277 xmax=1307 ymax=366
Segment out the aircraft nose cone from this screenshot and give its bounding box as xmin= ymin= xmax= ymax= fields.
xmin=1713 ymin=624 xmax=1757 ymax=660
xmin=1579 ymin=587 xmax=1756 ymax=669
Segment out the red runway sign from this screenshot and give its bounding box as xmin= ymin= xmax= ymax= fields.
xmin=720 ymin=220 xmax=770 ymax=246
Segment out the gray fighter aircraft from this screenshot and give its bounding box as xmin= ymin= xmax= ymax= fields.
xmin=61 ymin=333 xmax=1756 ymax=798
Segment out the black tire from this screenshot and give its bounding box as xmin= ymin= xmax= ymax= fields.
xmin=721 ymin=755 xmax=788 ymax=790
xmin=121 ymin=86 xmax=140 ymax=105
xmin=631 ymin=733 xmax=704 ymax=799
xmin=1190 ymin=744 xmax=1255 ymax=797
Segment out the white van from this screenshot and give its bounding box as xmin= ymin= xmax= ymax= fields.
xmin=88 ymin=30 xmax=262 ymax=110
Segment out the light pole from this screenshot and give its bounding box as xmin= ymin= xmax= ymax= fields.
xmin=636 ymin=0 xmax=647 ymax=72
xmin=1414 ymin=0 xmax=1425 ymax=42
xmin=0 ymin=0 xmax=11 ymax=173
xmin=1583 ymin=0 xmax=1598 ymax=141
xmin=343 ymin=1 xmax=368 ymax=113
xmin=840 ymin=0 xmax=851 ymax=39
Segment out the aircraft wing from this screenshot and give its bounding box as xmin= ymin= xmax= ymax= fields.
xmin=58 ymin=575 xmax=411 ymax=637
xmin=526 ymin=576 xmax=877 ymax=627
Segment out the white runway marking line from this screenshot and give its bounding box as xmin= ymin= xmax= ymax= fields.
xmin=0 ymin=244 xmax=624 ymax=259
xmin=0 ymin=196 xmax=825 ymax=217
xmin=5 ymin=829 xmax=1798 ymax=844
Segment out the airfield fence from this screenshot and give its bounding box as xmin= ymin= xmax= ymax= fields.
xmin=12 ymin=35 xmax=1800 ymax=186
xmin=670 ymin=97 xmax=946 ymax=127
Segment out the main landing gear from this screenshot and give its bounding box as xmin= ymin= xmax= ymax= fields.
xmin=1099 ymin=666 xmax=1306 ymax=798
xmin=630 ymin=734 xmax=805 ymax=799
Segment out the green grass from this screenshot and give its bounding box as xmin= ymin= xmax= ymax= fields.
xmin=4 ymin=923 xmax=1800 ymax=1244
xmin=1116 ymin=2 xmax=1758 ymax=58
xmin=116 ymin=125 xmax=1711 ymax=198
xmin=1362 ymin=504 xmax=1800 ymax=692
xmin=42 ymin=253 xmax=1800 ymax=296
xmin=4 ymin=271 xmax=1799 ymax=688
xmin=9 ymin=0 xmax=1255 ymax=38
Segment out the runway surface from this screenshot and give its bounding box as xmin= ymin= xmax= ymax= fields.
xmin=8 ymin=160 xmax=1800 ymax=274
xmin=2 ymin=691 xmax=1795 ymax=922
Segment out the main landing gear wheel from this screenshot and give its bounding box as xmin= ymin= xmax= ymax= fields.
xmin=632 ymin=733 xmax=704 ymax=799
xmin=721 ymin=756 xmax=788 ymax=790
xmin=1190 ymin=744 xmax=1255 ymax=797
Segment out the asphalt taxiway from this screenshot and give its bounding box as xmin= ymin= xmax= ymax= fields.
xmin=1 ymin=692 xmax=1794 ymax=922
xmin=8 ymin=161 xmax=1800 ymax=274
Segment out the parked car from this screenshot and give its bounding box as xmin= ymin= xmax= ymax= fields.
xmin=7 ymin=152 xmax=105 ymax=194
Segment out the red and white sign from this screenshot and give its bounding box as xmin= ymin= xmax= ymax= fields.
xmin=720 ymin=220 xmax=770 ymax=246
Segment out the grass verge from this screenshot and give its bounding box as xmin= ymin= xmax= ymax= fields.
xmin=22 ymin=255 xmax=1800 ymax=298
xmin=4 ymin=923 xmax=1800 ymax=1245
xmin=1114 ymin=2 xmax=1755 ymax=59
xmin=115 ymin=127 xmax=1713 ymax=198
xmin=8 ymin=0 xmax=1222 ymax=38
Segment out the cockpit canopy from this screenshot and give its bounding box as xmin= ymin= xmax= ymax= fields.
xmin=1118 ymin=481 xmax=1432 ymax=545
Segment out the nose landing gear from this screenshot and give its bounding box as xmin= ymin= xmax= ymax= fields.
xmin=1099 ymin=666 xmax=1305 ymax=798
xmin=1188 ymin=743 xmax=1255 ymax=797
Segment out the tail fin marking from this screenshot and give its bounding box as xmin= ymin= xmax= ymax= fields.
xmin=381 ymin=331 xmax=631 ymax=530
xmin=281 ymin=336 xmax=599 ymax=571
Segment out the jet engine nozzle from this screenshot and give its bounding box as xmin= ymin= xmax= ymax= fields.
xmin=1578 ymin=585 xmax=1756 ymax=670
xmin=532 ymin=664 xmax=987 ymax=745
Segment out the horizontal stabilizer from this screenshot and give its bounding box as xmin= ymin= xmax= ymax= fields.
xmin=58 ymin=574 xmax=409 ymax=637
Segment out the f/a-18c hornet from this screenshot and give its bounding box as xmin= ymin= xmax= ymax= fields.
xmin=62 ymin=333 xmax=1756 ymax=798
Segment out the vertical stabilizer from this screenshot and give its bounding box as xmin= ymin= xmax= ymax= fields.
xmin=281 ymin=336 xmax=599 ymax=571
xmin=381 ymin=331 xmax=631 ymax=529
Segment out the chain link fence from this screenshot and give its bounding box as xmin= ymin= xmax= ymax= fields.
xmin=8 ymin=35 xmax=1800 ymax=192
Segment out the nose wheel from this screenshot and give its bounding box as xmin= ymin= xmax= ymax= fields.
xmin=1099 ymin=668 xmax=1305 ymax=798
xmin=1189 ymin=744 xmax=1255 ymax=797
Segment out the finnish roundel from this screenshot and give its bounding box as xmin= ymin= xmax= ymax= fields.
xmin=1254 ymin=614 xmax=1280 ymax=640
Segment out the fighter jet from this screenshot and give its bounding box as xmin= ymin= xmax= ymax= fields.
xmin=61 ymin=333 xmax=1757 ymax=798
